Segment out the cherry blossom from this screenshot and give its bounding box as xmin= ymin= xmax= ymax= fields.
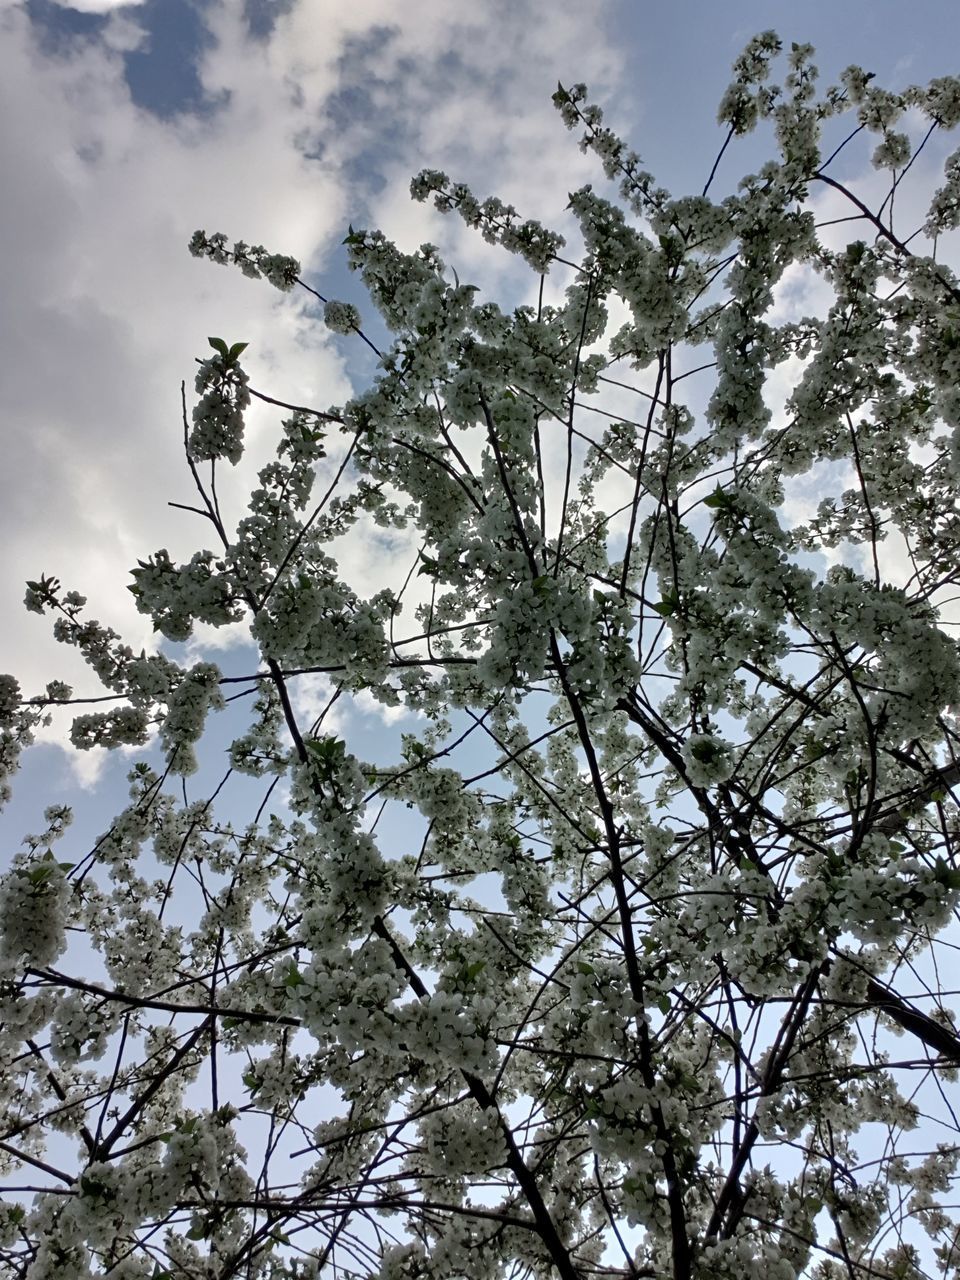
xmin=2 ymin=32 xmax=960 ymax=1280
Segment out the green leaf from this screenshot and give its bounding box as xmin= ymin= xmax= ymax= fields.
xmin=652 ymin=594 xmax=679 ymax=618
xmin=227 ymin=341 xmax=248 ymax=361
xmin=703 ymin=486 xmax=730 ymax=509
xmin=657 ymin=993 xmax=671 ymax=1015
xmin=27 ymin=864 xmax=57 ymax=887
xmin=307 ymin=736 xmax=346 ymax=767
xmin=207 ymin=337 xmax=229 ymax=358
xmin=934 ymin=857 xmax=960 ymax=890
xmin=576 ymin=961 xmax=595 ymax=975
xmin=657 ymin=232 xmax=683 ymax=266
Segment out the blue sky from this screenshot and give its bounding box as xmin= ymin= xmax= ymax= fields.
xmin=4 ymin=9 xmax=960 ymax=1270
xmin=4 ymin=0 xmax=960 ymax=846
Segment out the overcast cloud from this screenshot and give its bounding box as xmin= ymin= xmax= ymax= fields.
xmin=0 ymin=0 xmax=622 ymax=734
xmin=4 ymin=0 xmax=960 ymax=799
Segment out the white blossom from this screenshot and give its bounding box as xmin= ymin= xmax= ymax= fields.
xmin=3 ymin=30 xmax=960 ymax=1280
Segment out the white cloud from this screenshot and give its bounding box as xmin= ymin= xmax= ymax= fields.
xmin=0 ymin=0 xmax=632 ymax=770
xmin=353 ymin=686 xmax=421 ymax=727
xmin=287 ymin=671 xmax=345 ymax=735
xmin=184 ymin=619 xmax=256 ymax=659
xmin=46 ymin=0 xmax=145 ymax=10
xmin=0 ymin=2 xmax=353 ymax=705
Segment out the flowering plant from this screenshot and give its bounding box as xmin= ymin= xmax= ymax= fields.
xmin=4 ymin=33 xmax=960 ymax=1280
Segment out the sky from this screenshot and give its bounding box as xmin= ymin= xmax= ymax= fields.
xmin=4 ymin=0 xmax=960 ymax=834
xmin=4 ymin=1 xmax=960 ymax=1266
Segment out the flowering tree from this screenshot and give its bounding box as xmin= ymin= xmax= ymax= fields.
xmin=5 ymin=31 xmax=960 ymax=1280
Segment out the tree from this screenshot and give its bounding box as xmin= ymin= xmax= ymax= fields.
xmin=4 ymin=30 xmax=960 ymax=1280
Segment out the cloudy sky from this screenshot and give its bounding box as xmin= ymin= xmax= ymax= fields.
xmin=3 ymin=0 xmax=960 ymax=834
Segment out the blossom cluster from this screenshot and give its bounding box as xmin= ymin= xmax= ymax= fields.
xmin=188 ymin=229 xmax=300 ymax=290
xmin=190 ymin=347 xmax=251 ymax=466
xmin=0 ymin=852 xmax=69 ymax=973
xmin=3 ymin=30 xmax=960 ymax=1280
